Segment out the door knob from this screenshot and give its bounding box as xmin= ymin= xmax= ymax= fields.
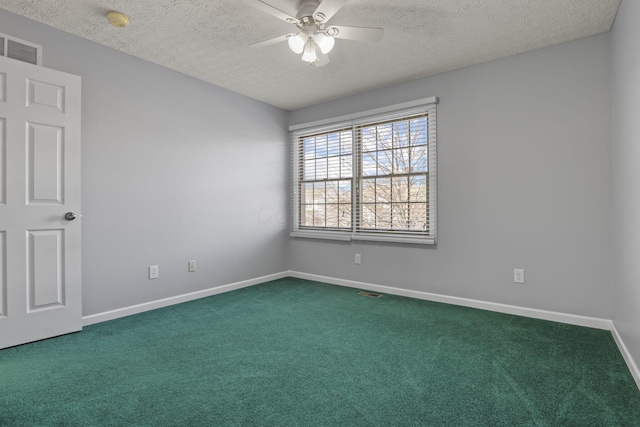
xmin=64 ymin=212 xmax=77 ymax=221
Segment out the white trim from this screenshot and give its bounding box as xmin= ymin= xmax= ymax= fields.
xmin=611 ymin=322 xmax=640 ymax=390
xmin=81 ymin=271 xmax=288 ymax=326
xmin=289 ymin=96 xmax=439 ymax=131
xmin=290 ymin=230 xmax=352 ymax=241
xmin=290 ymin=231 xmax=435 ymax=245
xmin=427 ymin=103 xmax=437 ymax=237
xmin=287 ymin=270 xmax=612 ymax=330
xmin=80 ymin=269 xmax=640 ymax=392
xmin=351 ymin=233 xmax=435 ymax=245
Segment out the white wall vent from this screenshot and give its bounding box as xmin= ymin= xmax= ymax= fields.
xmin=0 ymin=32 xmax=42 ymax=66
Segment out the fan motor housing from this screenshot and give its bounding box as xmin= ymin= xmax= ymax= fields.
xmin=297 ymin=0 xmax=321 ymax=20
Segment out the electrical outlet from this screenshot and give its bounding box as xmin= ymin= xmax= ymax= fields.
xmin=149 ymin=265 xmax=159 ymax=280
xmin=188 ymin=260 xmax=196 ymax=272
xmin=355 ymin=253 xmax=361 ymax=265
xmin=514 ymin=268 xmax=525 ymax=284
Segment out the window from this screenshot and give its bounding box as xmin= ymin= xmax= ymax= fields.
xmin=291 ymin=97 xmax=437 ymax=244
xmin=298 ymin=127 xmax=354 ymax=230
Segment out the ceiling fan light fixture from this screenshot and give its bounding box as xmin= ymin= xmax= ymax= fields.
xmin=301 ymin=40 xmax=318 ymax=63
xmin=245 ymin=0 xmax=385 ymax=67
xmin=288 ymin=33 xmax=308 ymax=54
xmin=314 ymin=32 xmax=335 ymax=54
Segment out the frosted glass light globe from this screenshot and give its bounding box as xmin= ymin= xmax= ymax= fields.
xmin=301 ymin=40 xmax=318 ymax=62
xmin=288 ymin=33 xmax=308 ymax=54
xmin=314 ymin=33 xmax=335 ymax=54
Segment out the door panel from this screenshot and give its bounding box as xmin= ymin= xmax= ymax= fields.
xmin=0 ymin=117 xmax=5 ymax=204
xmin=0 ymin=56 xmax=81 ymax=349
xmin=28 ymin=229 xmax=64 ymax=310
xmin=27 ymin=78 xmax=65 ymax=112
xmin=0 ymin=72 xmax=6 ymax=102
xmin=0 ymin=231 xmax=5 ymax=318
xmin=28 ymin=122 xmax=64 ymax=204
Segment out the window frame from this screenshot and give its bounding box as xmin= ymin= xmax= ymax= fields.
xmin=290 ymin=97 xmax=438 ymax=245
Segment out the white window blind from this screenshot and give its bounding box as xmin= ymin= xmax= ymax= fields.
xmin=291 ymin=98 xmax=438 ymax=245
xmin=298 ymin=126 xmax=353 ymax=231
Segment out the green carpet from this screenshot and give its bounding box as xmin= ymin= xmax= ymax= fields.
xmin=1 ymin=278 xmax=639 ymax=426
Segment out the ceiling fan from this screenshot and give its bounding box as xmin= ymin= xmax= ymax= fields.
xmin=243 ymin=0 xmax=384 ymax=66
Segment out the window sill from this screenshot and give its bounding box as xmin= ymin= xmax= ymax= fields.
xmin=351 ymin=233 xmax=436 ymax=245
xmin=290 ymin=231 xmax=436 ymax=245
xmin=290 ymin=231 xmax=352 ymax=241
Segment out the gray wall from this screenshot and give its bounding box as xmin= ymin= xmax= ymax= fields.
xmin=290 ymin=34 xmax=612 ymax=319
xmin=0 ymin=9 xmax=618 ymax=326
xmin=611 ymin=0 xmax=640 ymax=372
xmin=0 ymin=9 xmax=290 ymax=316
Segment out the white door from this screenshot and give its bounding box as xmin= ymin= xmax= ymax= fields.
xmin=0 ymin=56 xmax=82 ymax=349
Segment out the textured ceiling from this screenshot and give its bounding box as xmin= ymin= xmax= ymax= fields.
xmin=0 ymin=0 xmax=620 ymax=110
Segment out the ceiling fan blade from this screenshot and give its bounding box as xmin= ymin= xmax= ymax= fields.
xmin=315 ymin=53 xmax=330 ymax=67
xmin=249 ymin=34 xmax=293 ymax=48
xmin=243 ymin=0 xmax=299 ymax=24
xmin=329 ymin=25 xmax=384 ymax=42
xmin=313 ymin=0 xmax=349 ymax=23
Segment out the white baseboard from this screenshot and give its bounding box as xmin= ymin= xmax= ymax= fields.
xmin=611 ymin=322 xmax=640 ymax=391
xmin=84 ymin=270 xmax=612 ymax=330
xmin=288 ymin=271 xmax=613 ymax=330
xmin=288 ymin=271 xmax=640 ymax=392
xmin=82 ymin=271 xmax=288 ymax=326
xmin=80 ymin=269 xmax=639 ymax=393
